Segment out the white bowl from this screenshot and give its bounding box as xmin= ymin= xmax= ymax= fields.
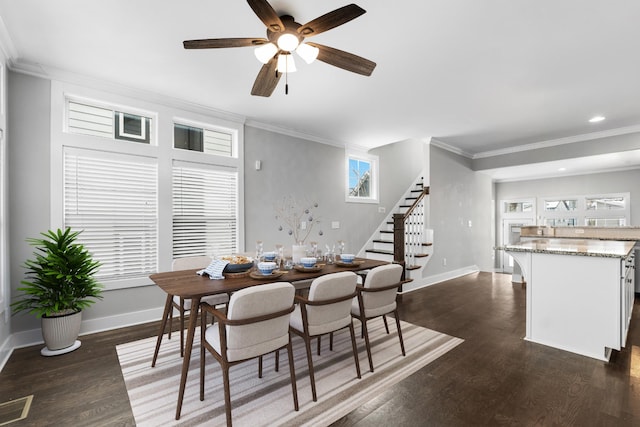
xmin=262 ymin=251 xmax=276 ymax=261
xmin=257 ymin=261 xmax=277 ymax=275
xmin=301 ymin=257 xmax=317 ymax=268
xmin=340 ymin=254 xmax=355 ymax=263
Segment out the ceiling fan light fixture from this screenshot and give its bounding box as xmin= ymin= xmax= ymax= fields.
xmin=277 ymin=53 xmax=297 ymax=73
xmin=254 ymin=43 xmax=278 ymax=64
xmin=296 ymin=43 xmax=319 ymax=64
xmin=277 ymin=33 xmax=300 ymax=51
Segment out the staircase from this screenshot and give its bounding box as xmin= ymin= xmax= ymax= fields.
xmin=361 ymin=177 xmax=432 ymax=281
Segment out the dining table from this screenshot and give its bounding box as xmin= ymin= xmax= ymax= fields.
xmin=149 ymin=256 xmax=390 ymax=420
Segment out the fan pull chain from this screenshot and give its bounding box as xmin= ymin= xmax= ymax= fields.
xmin=285 ymin=56 xmax=289 ymax=95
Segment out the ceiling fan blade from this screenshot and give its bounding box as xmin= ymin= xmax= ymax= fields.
xmin=298 ymin=4 xmax=366 ymax=36
xmin=247 ymin=0 xmax=284 ymax=32
xmin=307 ymin=42 xmax=376 ymax=76
xmin=183 ymin=38 xmax=268 ymax=49
xmin=251 ymin=56 xmax=281 ymax=97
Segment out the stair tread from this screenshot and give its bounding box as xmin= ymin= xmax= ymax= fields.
xmin=365 ymin=249 xmax=429 ymax=258
xmin=365 ymin=249 xmax=394 ymax=255
xmin=373 ymin=239 xmax=433 ymax=247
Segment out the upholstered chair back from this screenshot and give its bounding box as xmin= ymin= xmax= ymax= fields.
xmin=305 ymin=272 xmax=357 ymax=335
xmin=360 ymin=264 xmax=403 ymax=317
xmin=223 ymin=282 xmax=295 ymax=362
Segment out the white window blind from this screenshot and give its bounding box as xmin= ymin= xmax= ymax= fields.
xmin=68 ymin=101 xmax=113 ymax=138
xmin=64 ymin=148 xmax=158 ymax=281
xmin=204 ymin=129 xmax=233 ymax=157
xmin=172 ymin=163 xmax=238 ymax=258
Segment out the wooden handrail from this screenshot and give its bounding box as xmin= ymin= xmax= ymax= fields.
xmin=403 ymin=186 xmax=429 ymax=219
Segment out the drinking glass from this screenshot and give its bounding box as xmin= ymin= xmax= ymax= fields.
xmin=275 ymin=244 xmax=284 ymax=268
xmin=255 ymin=240 xmax=263 ymax=261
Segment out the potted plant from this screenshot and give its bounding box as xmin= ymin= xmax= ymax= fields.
xmin=11 ymin=228 xmax=102 ymax=356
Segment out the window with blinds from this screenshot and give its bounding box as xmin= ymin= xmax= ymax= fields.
xmin=172 ymin=163 xmax=238 ymax=258
xmin=67 ymin=100 xmax=152 ymax=144
xmin=64 ymin=148 xmax=158 ymax=281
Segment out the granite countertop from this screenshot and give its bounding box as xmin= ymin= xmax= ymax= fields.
xmin=520 ymin=226 xmax=640 ymax=241
xmin=498 ymin=238 xmax=635 ymax=258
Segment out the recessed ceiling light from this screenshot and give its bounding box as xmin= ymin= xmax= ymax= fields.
xmin=558 ymin=167 xmax=567 ymax=172
xmin=589 ymin=116 xmax=605 ymax=123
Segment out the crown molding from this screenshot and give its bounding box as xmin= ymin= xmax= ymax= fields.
xmin=245 ymin=119 xmax=362 ymax=150
xmin=472 ymin=124 xmax=640 ymax=159
xmin=8 ymin=59 xmax=247 ymax=125
xmin=429 ymin=137 xmax=474 ymax=158
xmin=489 ymin=163 xmax=640 ymax=184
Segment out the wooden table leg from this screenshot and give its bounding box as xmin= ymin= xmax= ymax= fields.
xmin=151 ymin=294 xmax=173 ymax=367
xmin=176 ymin=296 xmax=201 ymax=420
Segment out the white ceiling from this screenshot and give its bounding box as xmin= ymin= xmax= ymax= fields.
xmin=1 ymin=1 xmax=640 ymax=179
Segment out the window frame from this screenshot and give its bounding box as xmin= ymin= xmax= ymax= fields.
xmin=345 ymin=150 xmax=379 ymax=204
xmin=51 ymin=81 xmax=244 ymax=290
xmin=0 ymin=58 xmax=6 ymax=319
xmin=173 ymin=118 xmax=238 ymax=158
xmin=538 ymin=192 xmax=630 ymax=227
xmin=65 ymin=96 xmax=156 ymax=145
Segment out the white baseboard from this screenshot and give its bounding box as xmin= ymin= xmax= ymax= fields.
xmin=0 ymin=306 xmax=165 ymax=372
xmin=400 ymin=265 xmax=480 ymax=294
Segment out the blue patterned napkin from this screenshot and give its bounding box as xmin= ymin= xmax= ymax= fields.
xmin=197 ymin=259 xmax=230 ymax=280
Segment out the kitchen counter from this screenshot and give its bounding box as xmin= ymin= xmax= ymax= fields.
xmin=500 ymin=238 xmax=635 ymax=258
xmin=502 ymin=238 xmax=635 ymax=361
xmin=520 ymin=225 xmax=640 ymax=241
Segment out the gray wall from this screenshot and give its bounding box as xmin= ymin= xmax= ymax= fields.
xmin=426 ymin=145 xmax=495 ymax=276
xmin=243 ymin=127 xmax=426 ymax=255
xmin=370 ymin=138 xmax=428 ymax=203
xmin=7 ymin=74 xmax=432 ymax=336
xmin=473 ymin=132 xmax=640 ymax=171
xmin=7 ymin=72 xmax=166 ymax=335
xmin=8 ymin=72 xmax=53 ymax=334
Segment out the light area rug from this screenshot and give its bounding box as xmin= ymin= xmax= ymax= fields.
xmin=116 ymin=319 xmax=463 ymax=427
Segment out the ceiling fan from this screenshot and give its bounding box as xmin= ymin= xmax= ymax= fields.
xmin=183 ymin=0 xmax=376 ymax=97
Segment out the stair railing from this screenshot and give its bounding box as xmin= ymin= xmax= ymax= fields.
xmin=393 ymin=186 xmax=429 ymax=267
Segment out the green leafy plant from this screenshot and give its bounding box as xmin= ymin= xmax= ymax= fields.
xmin=11 ymin=228 xmax=103 ymax=318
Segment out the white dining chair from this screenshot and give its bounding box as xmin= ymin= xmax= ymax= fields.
xmin=171 ymin=256 xmax=230 ymax=357
xmin=351 ymin=263 xmax=405 ymax=372
xmin=289 ymin=271 xmax=361 ymax=402
xmin=199 ymin=282 xmax=298 ymax=427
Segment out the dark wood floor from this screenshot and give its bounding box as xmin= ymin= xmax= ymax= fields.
xmin=1 ymin=272 xmax=639 ymax=426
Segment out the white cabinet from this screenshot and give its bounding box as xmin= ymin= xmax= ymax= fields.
xmin=506 ymin=240 xmax=635 ymax=361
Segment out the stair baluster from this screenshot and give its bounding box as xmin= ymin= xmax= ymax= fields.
xmin=394 ymin=186 xmax=429 ymax=270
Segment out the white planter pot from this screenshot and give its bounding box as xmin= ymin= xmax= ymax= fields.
xmin=41 ymin=310 xmax=82 ymax=352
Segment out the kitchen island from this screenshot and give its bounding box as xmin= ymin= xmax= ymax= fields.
xmin=502 ymin=238 xmax=635 ymax=361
